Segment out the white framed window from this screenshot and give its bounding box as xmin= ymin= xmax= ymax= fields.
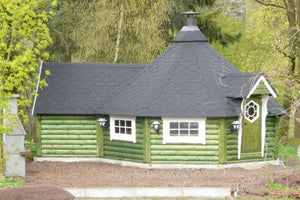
xmin=244 ymin=100 xmax=259 ymax=123
xmin=162 ymin=117 xmax=206 ymax=144
xmin=110 ymin=116 xmax=136 ymax=143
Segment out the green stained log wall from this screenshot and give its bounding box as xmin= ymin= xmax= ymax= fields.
xmin=150 ymin=119 xmax=220 ymax=164
xmin=39 ymin=115 xmax=97 ymax=157
xmin=226 ymin=117 xmax=277 ymax=163
xmin=103 ymin=118 xmax=144 ymax=162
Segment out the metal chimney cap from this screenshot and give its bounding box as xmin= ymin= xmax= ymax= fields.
xmin=180 ymin=11 xmax=200 ymax=17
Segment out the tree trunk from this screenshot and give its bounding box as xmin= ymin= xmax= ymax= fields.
xmin=113 ymin=2 xmax=124 ymax=63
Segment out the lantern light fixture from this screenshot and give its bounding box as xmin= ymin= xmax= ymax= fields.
xmin=97 ymin=118 xmax=107 ymax=129
xmin=152 ymin=121 xmax=160 ymax=133
xmin=230 ymin=120 xmax=240 ymax=132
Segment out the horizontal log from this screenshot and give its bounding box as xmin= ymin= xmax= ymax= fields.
xmin=41 ymin=125 xmax=96 ymax=130
xmin=206 ymin=120 xmax=220 ymax=124
xmin=150 ymin=135 xmax=162 ymax=140
xmin=227 ymin=140 xmax=238 ymax=145
xmin=41 ymin=116 xmax=96 ymax=120
xmin=205 ymin=130 xmax=219 ymax=135
xmin=151 ymin=145 xmax=218 ymax=151
xmin=40 ymin=155 xmax=96 ymax=158
xmin=42 ymin=140 xmax=96 ymax=145
xmin=103 ymin=151 xmax=143 ymax=161
xmin=42 ymin=149 xmax=97 ymax=155
xmin=104 ymin=141 xmax=143 ymax=150
xmin=227 ymin=135 xmax=238 ymax=140
xmin=42 ymin=144 xmax=96 ymax=150
xmin=104 ymin=146 xmax=143 ymax=155
xmin=104 ymin=156 xmax=144 ymax=163
xmin=41 ymin=135 xmax=96 ymax=140
xmin=103 ymin=136 xmax=143 ymax=144
xmin=151 ymin=150 xmax=218 ymax=156
xmin=41 ymin=120 xmax=96 ymax=125
xmin=266 ymin=132 xmax=275 ymax=137
xmin=205 ymin=124 xmax=219 ymax=129
xmin=151 ymin=160 xmax=218 ymax=164
xmin=205 ymin=140 xmax=219 ymax=145
xmin=205 ymin=135 xmax=219 ymax=140
xmin=266 ymin=127 xmax=275 ymax=131
xmin=41 ymin=130 xmax=96 ymax=135
xmin=226 ymin=145 xmax=238 ymax=150
xmin=227 ymin=150 xmax=238 ymax=155
xmin=151 ymin=155 xmax=219 ymax=161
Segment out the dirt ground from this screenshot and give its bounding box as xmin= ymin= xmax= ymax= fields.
xmin=25 ymin=160 xmax=300 ymax=199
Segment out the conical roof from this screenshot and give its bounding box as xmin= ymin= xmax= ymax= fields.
xmin=101 ymin=17 xmax=243 ymax=117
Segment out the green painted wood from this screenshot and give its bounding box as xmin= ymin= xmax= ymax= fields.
xmin=242 ymin=97 xmax=262 ymax=153
xmin=41 ymin=124 xmax=96 ymax=130
xmin=150 ymin=118 xmax=219 ymax=164
xmin=103 ymin=118 xmax=144 ymax=162
xmin=42 ymin=145 xmax=96 ymax=150
xmin=36 ymin=116 xmax=42 ymax=156
xmin=40 ymin=115 xmax=97 ymax=157
xmin=219 ymin=118 xmax=227 ymax=164
xmin=143 ymin=118 xmax=151 ymax=163
xmin=253 ymin=81 xmax=270 ymax=95
xmin=151 ymin=161 xmax=217 ymax=164
xmin=96 ymin=121 xmax=103 ymax=157
xmin=274 ymin=117 xmax=280 ymax=159
xmin=42 ymin=140 xmax=96 ymax=145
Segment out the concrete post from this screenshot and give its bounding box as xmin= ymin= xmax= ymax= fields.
xmin=3 ymin=94 xmax=26 ymax=177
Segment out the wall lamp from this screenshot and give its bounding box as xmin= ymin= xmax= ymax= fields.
xmin=97 ymin=118 xmax=107 ymax=129
xmin=230 ymin=120 xmax=240 ymax=132
xmin=152 ymin=121 xmax=160 ymax=133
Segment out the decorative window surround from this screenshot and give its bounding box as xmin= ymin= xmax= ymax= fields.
xmin=110 ymin=116 xmax=136 ymax=143
xmin=162 ymin=117 xmax=206 ymax=144
xmin=244 ymin=100 xmax=259 ymax=123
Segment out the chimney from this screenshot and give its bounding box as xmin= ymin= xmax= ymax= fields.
xmin=181 ymin=11 xmax=200 ymax=27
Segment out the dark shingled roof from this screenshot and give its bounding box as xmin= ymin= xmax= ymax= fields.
xmin=34 ymin=62 xmax=146 ymax=114
xmin=34 ymin=17 xmax=284 ymax=117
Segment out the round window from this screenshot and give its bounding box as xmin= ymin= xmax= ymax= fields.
xmin=244 ymin=100 xmax=259 ymax=123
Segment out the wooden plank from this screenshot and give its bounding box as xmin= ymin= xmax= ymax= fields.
xmin=151 ymin=155 xmax=219 ymax=161
xmin=41 ymin=135 xmax=96 ymax=140
xmin=103 ymin=151 xmax=144 ymax=161
xmin=143 ymin=118 xmax=151 ymax=163
xmin=42 ymin=140 xmax=97 ymax=145
xmin=36 ymin=116 xmax=42 ymax=156
xmin=42 ymin=149 xmax=97 ymax=155
xmin=103 ymin=141 xmax=143 ymax=150
xmin=104 ymin=146 xmax=143 ymax=154
xmin=41 ymin=130 xmax=96 ymax=135
xmin=219 ymin=118 xmax=227 ymax=164
xmin=41 ymin=125 xmax=96 ymax=130
xmin=151 ymin=150 xmax=218 ymax=156
xmin=151 ymin=145 xmax=218 ymax=151
xmin=96 ymin=121 xmax=104 ymax=157
xmin=42 ymin=144 xmax=96 ymax=150
xmin=41 ymin=120 xmax=96 ymax=125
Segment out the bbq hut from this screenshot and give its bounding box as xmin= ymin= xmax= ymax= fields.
xmin=33 ymin=12 xmax=284 ymax=164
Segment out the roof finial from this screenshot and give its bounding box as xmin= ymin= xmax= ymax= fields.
xmin=180 ymin=11 xmax=200 ymax=18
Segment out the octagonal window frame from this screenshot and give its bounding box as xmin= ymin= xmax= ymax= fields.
xmin=244 ymin=100 xmax=259 ymax=123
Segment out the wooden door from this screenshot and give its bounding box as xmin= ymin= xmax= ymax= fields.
xmin=242 ymin=97 xmax=261 ymax=153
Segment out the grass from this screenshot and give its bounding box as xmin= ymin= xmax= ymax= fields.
xmin=0 ymin=177 xmax=26 ymax=188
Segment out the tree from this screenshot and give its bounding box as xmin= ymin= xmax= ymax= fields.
xmin=251 ymin=0 xmax=300 ymax=138
xmin=0 ymin=0 xmax=54 ymax=179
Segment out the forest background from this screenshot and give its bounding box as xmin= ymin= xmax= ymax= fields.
xmin=0 ymin=0 xmax=299 ymax=178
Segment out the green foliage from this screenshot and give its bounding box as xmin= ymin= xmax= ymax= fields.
xmin=278 ymin=145 xmax=299 ymax=160
xmin=0 ymin=177 xmax=26 ymax=188
xmin=24 ymin=139 xmax=36 ymax=160
xmin=266 ymin=183 xmax=285 ymax=191
xmin=0 ymin=0 xmax=54 ymax=121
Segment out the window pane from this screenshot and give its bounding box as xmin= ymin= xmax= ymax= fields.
xmin=170 ymin=130 xmax=178 ymax=136
xmin=190 ymin=130 xmax=198 ymax=136
xmin=115 ymin=120 xmax=119 ymax=126
xmin=126 ymin=128 xmax=132 ymax=135
xmin=120 ymin=120 xmax=125 ymax=126
xmin=126 ymin=120 xmax=131 ymax=127
xmin=180 ymin=130 xmax=188 ymax=136
xmin=190 ymin=122 xmax=198 ymax=129
xmin=120 ymin=128 xmax=125 ymax=134
xmin=170 ymin=122 xmax=178 ymax=129
xmin=115 ymin=127 xmax=119 ymax=133
xmin=180 ymin=122 xmax=189 ymax=129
